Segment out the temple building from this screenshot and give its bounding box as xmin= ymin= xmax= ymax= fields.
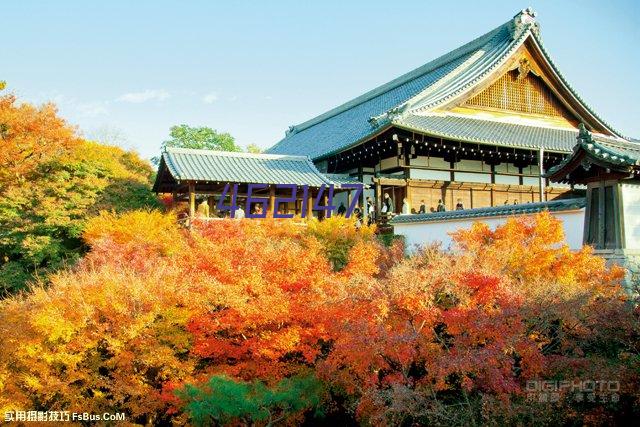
xmin=153 ymin=8 xmax=639 ymax=289
xmin=266 ymin=8 xmax=636 ymax=215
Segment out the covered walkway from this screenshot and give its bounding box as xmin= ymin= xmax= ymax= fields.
xmin=153 ymin=147 xmax=363 ymax=220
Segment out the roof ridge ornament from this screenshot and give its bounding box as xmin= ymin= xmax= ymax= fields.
xmin=285 ymin=125 xmax=298 ymax=136
xmin=369 ymin=104 xmax=408 ymax=128
xmin=368 ymin=116 xmax=382 ymax=128
xmin=577 ymin=123 xmax=592 ymax=143
xmin=510 ymin=7 xmax=539 ymax=40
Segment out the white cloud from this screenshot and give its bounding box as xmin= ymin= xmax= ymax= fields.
xmin=117 ymin=89 xmax=170 ymax=103
xmin=76 ymin=101 xmax=109 ymax=117
xmin=29 ymin=91 xmax=109 ymax=118
xmin=202 ymin=92 xmax=219 ymax=104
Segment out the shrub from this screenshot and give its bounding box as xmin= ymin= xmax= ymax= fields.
xmin=176 ymin=374 xmax=324 ymax=426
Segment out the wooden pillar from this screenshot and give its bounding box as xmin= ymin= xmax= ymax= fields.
xmin=188 ymin=181 xmax=196 ymax=223
xmin=207 ymin=196 xmax=215 ymax=217
xmin=375 ymin=179 xmax=382 ymax=218
xmin=295 ymin=188 xmax=300 ymax=216
xmin=268 ymin=185 xmax=276 ymax=217
xmin=358 ymin=166 xmax=365 ymax=207
xmin=306 ymin=190 xmax=313 ymax=219
xmin=347 ymin=190 xmax=352 ymax=209
xmin=324 ymin=194 xmax=329 ymax=219
xmin=406 ymin=179 xmax=413 ymax=212
xmin=172 ymin=191 xmax=178 ymax=209
xmin=539 ymin=147 xmax=546 ymax=202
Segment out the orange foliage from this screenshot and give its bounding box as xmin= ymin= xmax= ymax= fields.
xmin=0 ymin=213 xmax=380 ymax=423
xmin=313 ymin=213 xmax=637 ymax=425
xmin=0 ymin=94 xmax=79 ymax=187
xmin=0 ymin=211 xmax=636 ymax=426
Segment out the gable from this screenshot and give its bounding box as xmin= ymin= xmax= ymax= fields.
xmin=439 ymin=39 xmax=617 ymax=135
xmin=463 ymin=63 xmax=577 ymax=121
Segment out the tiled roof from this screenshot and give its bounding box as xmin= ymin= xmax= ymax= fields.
xmin=390 ymin=198 xmax=586 ymax=224
xmin=393 ymin=114 xmax=627 ymax=153
xmin=546 ymin=125 xmax=640 ymax=179
xmin=266 ymin=51 xmax=474 ymax=160
xmin=266 ymin=9 xmax=624 ymax=161
xmin=157 ymin=147 xmax=333 ymax=187
xmin=590 ymin=140 xmax=640 ymax=166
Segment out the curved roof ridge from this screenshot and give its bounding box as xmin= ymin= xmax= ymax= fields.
xmin=405 ymin=23 xmax=532 ymax=114
xmin=546 ymin=125 xmax=640 ymax=180
xmin=265 ymin=10 xmax=628 ymax=162
xmin=287 ymin=18 xmax=514 ymax=135
xmin=164 ymin=146 xmax=312 ymax=161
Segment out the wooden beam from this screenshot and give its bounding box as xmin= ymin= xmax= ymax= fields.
xmin=322 ymin=194 xmax=329 ymax=219
xmin=405 ymin=179 xmax=413 ymax=212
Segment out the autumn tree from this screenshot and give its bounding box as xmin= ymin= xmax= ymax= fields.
xmin=0 ymin=214 xmax=375 ymax=424
xmin=0 ymin=212 xmax=205 ymax=424
xmin=0 ymin=89 xmax=160 ymax=293
xmin=314 ymin=213 xmax=638 ymax=425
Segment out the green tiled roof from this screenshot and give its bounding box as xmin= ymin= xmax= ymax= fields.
xmin=157 ymin=147 xmax=333 ymax=188
xmin=266 ymin=9 xmax=624 ymax=161
xmin=393 ymin=114 xmax=627 ymax=153
xmin=389 ymin=198 xmax=586 ymax=224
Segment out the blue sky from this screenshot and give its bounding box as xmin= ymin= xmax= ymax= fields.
xmin=3 ymin=0 xmax=639 ymax=159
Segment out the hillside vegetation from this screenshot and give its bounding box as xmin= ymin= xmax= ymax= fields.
xmin=0 ymin=91 xmax=160 ymax=293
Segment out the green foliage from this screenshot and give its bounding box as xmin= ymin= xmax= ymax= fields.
xmin=377 ymin=232 xmax=404 ymax=248
xmin=162 ymin=124 xmax=241 ymax=153
xmin=177 ymin=374 xmax=324 ymax=426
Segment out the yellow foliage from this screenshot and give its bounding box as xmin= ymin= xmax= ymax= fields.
xmin=83 ymin=209 xmax=182 ymax=256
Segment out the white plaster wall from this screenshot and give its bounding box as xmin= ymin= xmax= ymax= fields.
xmin=554 ymin=210 xmax=585 ymax=249
xmin=395 ymin=209 xmax=585 ymax=253
xmin=622 ymin=184 xmax=640 ymax=250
